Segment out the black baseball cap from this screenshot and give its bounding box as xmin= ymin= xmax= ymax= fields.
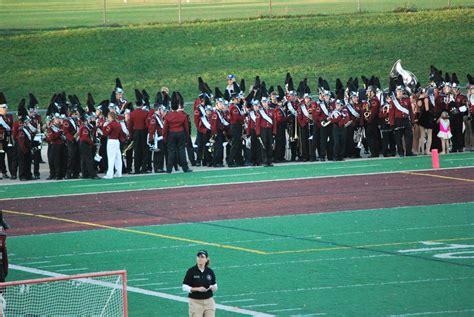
xmin=196 ymin=250 xmax=208 ymax=257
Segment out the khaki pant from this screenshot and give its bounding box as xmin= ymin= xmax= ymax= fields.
xmin=189 ymin=297 xmax=216 ymax=317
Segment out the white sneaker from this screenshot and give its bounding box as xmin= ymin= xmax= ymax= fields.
xmin=103 ymin=176 xmax=113 ymax=179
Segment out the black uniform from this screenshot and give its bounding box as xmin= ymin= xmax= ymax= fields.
xmin=182 ymin=265 xmax=216 ymax=300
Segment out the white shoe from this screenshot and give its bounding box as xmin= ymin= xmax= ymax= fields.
xmin=103 ymin=176 xmax=113 ymax=179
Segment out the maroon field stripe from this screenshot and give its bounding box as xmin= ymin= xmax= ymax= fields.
xmin=4 ymin=168 xmax=474 ymax=236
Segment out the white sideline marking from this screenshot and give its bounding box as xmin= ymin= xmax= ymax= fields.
xmin=398 ymin=243 xmax=474 ymax=253
xmin=388 ymin=308 xmax=474 ymax=316
xmin=203 ymin=173 xmax=266 ymax=179
xmin=71 ymin=182 xmax=137 ymax=188
xmin=133 ymin=282 xmax=167 ymax=287
xmin=10 ymin=265 xmax=275 ymax=317
xmin=243 ymin=304 xmax=277 ymax=308
xmin=290 ymin=314 xmax=327 ymax=316
xmin=155 ymin=286 xmax=181 ymax=290
xmin=327 ymin=164 xmax=379 ymax=170
xmin=2 ymin=165 xmax=472 ymax=201
xmin=127 ymin=278 xmax=150 ymax=282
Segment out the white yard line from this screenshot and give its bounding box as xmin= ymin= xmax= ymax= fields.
xmin=127 ymin=278 xmax=150 ymax=282
xmin=10 ymin=264 xmax=275 ymax=317
xmin=133 ymin=282 xmax=168 ymax=287
xmin=327 ymin=164 xmax=379 ymax=169
xmin=243 ymin=304 xmax=278 ymax=308
xmin=18 ymin=261 xmax=52 ymax=265
xmin=2 ymin=165 xmax=472 ymax=201
xmin=55 ymin=268 xmax=89 ymax=272
xmin=37 ymin=263 xmax=71 ymax=268
xmin=268 ymin=308 xmax=302 ymax=312
xmin=220 ymin=299 xmax=256 ymax=304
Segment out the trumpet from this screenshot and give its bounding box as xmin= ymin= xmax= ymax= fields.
xmin=206 ymin=135 xmax=216 ymax=153
xmin=122 ymin=140 xmax=134 ymax=157
xmin=353 ymin=128 xmax=364 ymax=149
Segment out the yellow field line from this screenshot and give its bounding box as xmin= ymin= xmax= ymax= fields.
xmin=3 ymin=210 xmax=268 ymax=255
xmin=401 ymin=171 xmax=474 ymax=183
xmin=266 ymin=237 xmax=474 ymax=255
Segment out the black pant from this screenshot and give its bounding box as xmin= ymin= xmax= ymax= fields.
xmin=320 ymin=125 xmax=334 ymax=160
xmin=212 ymin=130 xmax=225 ymax=166
xmin=18 ymin=147 xmax=32 ymax=180
xmin=133 ymin=129 xmax=147 ymax=173
xmin=333 ymin=126 xmax=346 ymax=160
xmin=299 ymin=125 xmax=310 ymax=161
xmin=152 ymin=140 xmax=165 ymax=172
xmin=380 ymin=124 xmax=396 ymax=156
xmin=394 ymin=118 xmax=413 ymax=156
xmin=228 ymin=124 xmax=244 ymax=165
xmin=32 ymin=142 xmax=41 ymax=177
xmin=450 ymin=113 xmax=464 ymax=152
xmin=185 ymin=134 xmax=196 ymax=165
xmin=260 ymin=127 xmax=274 ymax=165
xmin=365 ymin=122 xmax=380 ymax=157
xmin=66 ymin=140 xmax=80 ymax=177
xmin=250 ymin=129 xmax=262 ymax=165
xmin=80 ymin=142 xmax=97 ymax=178
xmin=166 ymin=131 xmax=189 ymax=173
xmin=344 ymin=126 xmax=355 ymax=158
xmin=274 ymin=123 xmax=286 ymax=161
xmin=48 ymin=143 xmax=64 ymax=178
xmin=311 ymin=125 xmax=321 ymax=160
xmin=0 ymin=139 xmax=12 ymax=175
xmin=288 ymin=117 xmax=299 ymax=160
xmin=10 ymin=142 xmax=18 ymax=178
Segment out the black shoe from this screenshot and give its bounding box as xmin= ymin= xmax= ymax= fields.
xmin=320 ymin=158 xmax=326 ymax=162
xmin=55 ymin=177 xmax=63 ymax=180
xmin=3 ymin=173 xmax=9 ymax=179
xmin=264 ymin=163 xmax=274 ymax=167
xmin=228 ymin=163 xmax=238 ymax=168
xmin=184 ymin=169 xmax=193 ymax=173
xmin=244 ymin=162 xmax=253 ymax=166
xmin=91 ymin=176 xmax=100 ymax=179
xmin=142 ymin=170 xmax=151 ymax=174
xmin=166 ymin=170 xmax=172 ymax=174
xmin=214 ymin=164 xmax=224 ymax=168
xmin=20 ymin=178 xmax=28 ymax=181
xmin=34 ymin=175 xmax=40 ymax=180
xmin=195 ymin=162 xmax=201 ymax=167
xmin=406 ymin=153 xmax=417 ymax=157
xmin=191 ymin=162 xmax=197 ymax=167
xmin=10 ymin=176 xmax=17 ymax=180
xmin=46 ymin=176 xmax=55 ymax=180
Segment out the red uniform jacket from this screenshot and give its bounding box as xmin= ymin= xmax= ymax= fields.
xmin=330 ymin=108 xmax=350 ymax=128
xmin=12 ymin=121 xmax=21 ymax=141
xmin=62 ymin=117 xmax=79 ymax=142
xmin=211 ymin=110 xmax=228 ymax=135
xmin=346 ymin=102 xmax=363 ymax=128
xmin=128 ymin=108 xmax=149 ymax=134
xmin=297 ymin=102 xmax=312 ymax=128
xmin=79 ymin=124 xmax=94 ymax=145
xmin=256 ymin=108 xmax=277 ymax=136
xmin=229 ymin=103 xmax=245 ymax=125
xmin=103 ymin=121 xmax=124 ymax=140
xmin=17 ymin=125 xmax=31 ymax=154
xmin=163 ymin=111 xmax=190 ymax=142
xmin=389 ymin=97 xmax=413 ymax=126
xmin=246 ymin=111 xmax=258 ymax=136
xmin=275 ymin=106 xmax=287 ymax=125
xmin=46 ymin=125 xmax=64 ymax=144
xmin=0 ymin=114 xmax=13 ymax=137
xmin=313 ymin=101 xmax=333 ymax=128
xmin=148 ymin=114 xmax=164 ymax=143
xmin=454 ymin=94 xmax=468 ymax=114
xmin=366 ymin=96 xmax=380 ymax=124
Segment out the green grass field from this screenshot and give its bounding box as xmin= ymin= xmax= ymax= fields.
xmin=1 ymin=0 xmax=472 ymax=29
xmin=9 ymin=203 xmax=474 ymax=315
xmin=1 ymin=8 xmax=473 ymax=111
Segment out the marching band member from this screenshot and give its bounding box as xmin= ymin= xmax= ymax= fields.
xmin=297 ymin=93 xmax=312 ymax=161
xmin=314 ymin=90 xmax=333 ymax=161
xmin=178 ymin=94 xmax=197 ymax=167
xmin=62 ymin=104 xmax=81 ymax=179
xmin=417 ymin=89 xmax=435 ymax=155
xmin=256 ymin=97 xmax=277 ymax=167
xmin=273 ymin=90 xmax=288 ymax=163
xmin=194 ymin=94 xmax=213 ymax=167
xmin=388 ymin=84 xmax=415 ymax=157
xmin=0 ymin=93 xmax=13 ymax=180
xmin=163 ymin=92 xmax=192 ymax=173
xmin=246 ymin=100 xmax=262 ymax=166
xmin=148 ymin=104 xmax=165 ymax=173
xmin=46 ymin=113 xmax=66 ymax=180
xmin=79 ymin=113 xmax=99 ymax=179
xmin=227 ymin=91 xmax=245 ymax=167
xmin=28 ymin=94 xmax=44 ymax=179
xmin=365 ymin=85 xmax=381 ymax=158
xmin=345 ymin=89 xmax=364 ymax=158
xmin=16 ymin=100 xmax=34 ymax=181
xmin=379 ymin=96 xmax=396 ymax=157
xmin=331 ymin=99 xmax=350 ymax=161
xmin=129 ymin=90 xmax=150 ymax=174
xmin=210 ymin=91 xmax=229 ymax=168
xmin=465 ymin=78 xmax=474 ymax=151
xmin=451 ymin=74 xmax=468 ymax=152
xmin=102 ymin=111 xmax=125 ymax=179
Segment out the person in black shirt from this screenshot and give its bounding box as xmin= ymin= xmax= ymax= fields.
xmin=182 ymin=250 xmax=217 ymax=317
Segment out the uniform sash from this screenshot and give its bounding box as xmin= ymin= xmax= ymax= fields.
xmin=259 ymin=109 xmax=273 ymax=125
xmin=300 ymin=104 xmax=311 ymax=120
xmin=319 ymin=102 xmax=329 ymax=116
xmin=392 ymin=95 xmax=409 ymax=115
xmin=0 ymin=116 xmax=11 ymax=131
xmin=250 ymin=111 xmax=257 ymax=123
xmin=217 ymin=110 xmax=229 ymax=127
xmin=346 ymin=103 xmax=360 ymax=118
xmin=287 ymin=102 xmax=297 ymax=116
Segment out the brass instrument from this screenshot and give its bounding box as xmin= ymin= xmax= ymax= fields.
xmin=122 ymin=141 xmax=134 ymax=157
xmin=382 ymin=104 xmax=390 ymax=123
xmin=363 ymin=103 xmax=370 ymax=121
xmin=353 ymin=128 xmax=364 ymax=149
xmin=390 ymin=59 xmax=418 ymax=94
xmin=206 ymin=135 xmax=216 ymax=153
xmin=148 ymin=131 xmax=163 ymax=152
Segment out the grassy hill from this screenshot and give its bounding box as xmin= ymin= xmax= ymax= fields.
xmin=0 ymin=8 xmax=473 ymax=110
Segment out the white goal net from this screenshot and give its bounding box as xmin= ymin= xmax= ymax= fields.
xmin=0 ymin=270 xmax=127 ymax=316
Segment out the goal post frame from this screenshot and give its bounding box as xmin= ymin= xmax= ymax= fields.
xmin=0 ymin=270 xmax=128 ymax=317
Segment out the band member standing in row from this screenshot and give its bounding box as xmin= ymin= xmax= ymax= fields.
xmin=148 ymin=105 xmax=165 ymax=173
xmin=0 ymin=93 xmax=13 ymax=180
xmin=228 ymin=92 xmax=245 ymax=167
xmin=103 ymin=112 xmax=125 ymax=179
xmin=388 ymin=85 xmax=415 ymax=157
xmin=297 ymin=93 xmax=312 ymax=161
xmin=79 ymin=114 xmax=99 ymax=179
xmin=63 ymin=104 xmax=81 ymax=179
xmin=273 ymin=91 xmax=288 ymax=163
xmin=331 ymin=99 xmax=350 ymax=161
xmin=28 ymin=94 xmax=43 ymax=179
xmin=129 ymin=90 xmax=149 ymax=174
xmin=256 ymin=97 xmax=277 ymax=167
xmin=46 ymin=114 xmax=66 ymax=180
xmin=163 ymin=92 xmax=192 ymax=173
xmin=210 ymin=95 xmax=228 ymax=168
xmin=16 ymin=100 xmax=34 ymax=181
xmin=365 ymin=86 xmax=381 ymax=158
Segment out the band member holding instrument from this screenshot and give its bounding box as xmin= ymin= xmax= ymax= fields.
xmin=46 ymin=113 xmax=66 ymax=180
xmin=129 ymin=90 xmax=150 ymax=174
xmin=331 ymin=99 xmax=350 ymax=161
xmin=63 ymin=104 xmax=81 ymax=179
xmin=0 ymin=93 xmax=13 ymax=180
xmin=451 ymin=74 xmax=468 ymax=152
xmin=148 ymin=104 xmax=165 ymax=173
xmin=28 ymin=94 xmax=43 ymax=179
xmin=273 ymin=90 xmax=288 ymax=163
xmin=256 ymin=97 xmax=277 ymax=167
xmin=210 ymin=91 xmax=228 ymax=168
xmin=228 ymin=91 xmax=245 ymax=167
xmin=297 ymin=93 xmax=312 ymax=162
xmin=365 ymin=85 xmax=381 ymax=158
xmin=345 ymin=87 xmax=364 ymax=158
xmin=388 ymin=84 xmax=415 ymax=157
xmin=79 ymin=113 xmax=99 ymax=179
xmin=314 ymin=90 xmax=333 ymax=161
xmin=102 ymin=112 xmax=125 ymax=179
xmin=16 ymin=100 xmax=34 ymax=181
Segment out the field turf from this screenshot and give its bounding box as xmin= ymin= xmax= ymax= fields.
xmin=3 ymin=153 xmax=474 ymax=316
xmin=1 ymin=8 xmax=473 ymax=110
